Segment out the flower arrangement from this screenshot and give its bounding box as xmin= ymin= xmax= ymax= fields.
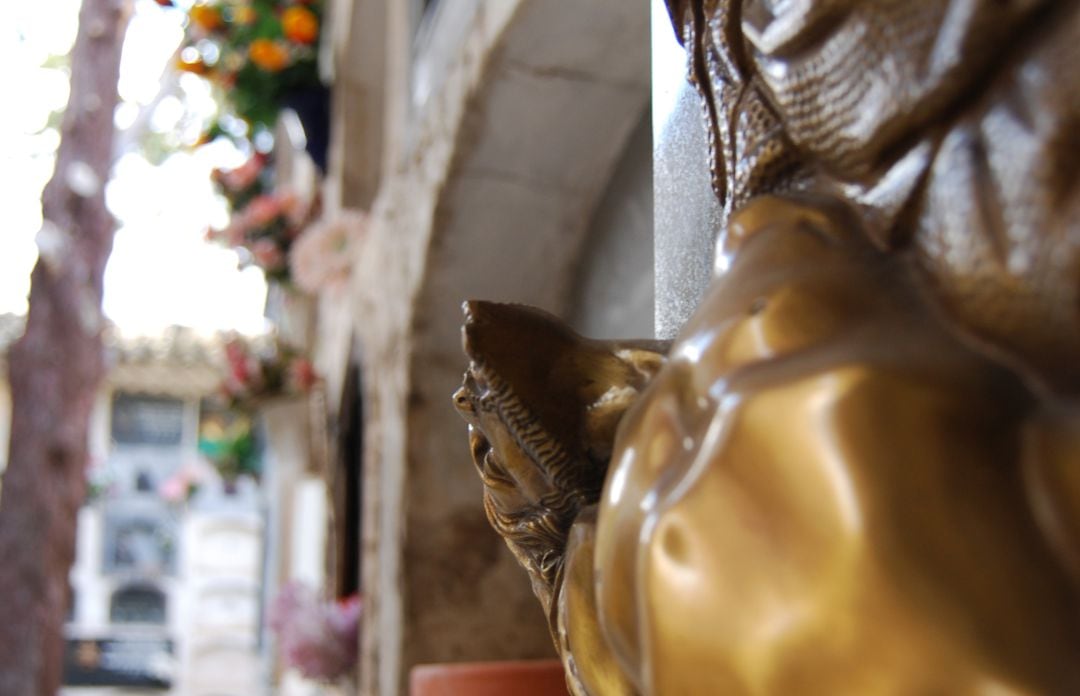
xmin=218 ymin=333 xmax=319 ymax=411
xmin=205 ymin=151 xmax=320 ymax=283
xmin=174 ymin=0 xmax=325 ymax=134
xmin=200 ymin=335 xmax=317 ymax=485
xmin=289 ymin=209 xmax=368 ymax=295
xmin=210 ymin=151 xmax=271 ymax=210
xmin=206 ymin=188 xmax=309 ymax=282
xmin=269 ymin=581 xmax=361 ymax=683
xmin=197 ymin=414 xmax=259 ymax=482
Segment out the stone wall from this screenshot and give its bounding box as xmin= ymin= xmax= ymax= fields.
xmin=568 ymin=110 xmax=654 ymax=340
xmin=336 ymin=2 xmax=651 ymax=694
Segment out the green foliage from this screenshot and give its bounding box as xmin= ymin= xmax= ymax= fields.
xmin=178 ymin=0 xmax=324 ymax=135
xmin=198 ymin=415 xmax=260 ymax=481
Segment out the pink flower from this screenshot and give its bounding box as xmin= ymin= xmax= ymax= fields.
xmin=206 ymin=220 xmax=249 ymax=248
xmin=225 ymin=338 xmax=251 ymax=381
xmin=212 ymin=155 xmax=265 ymax=192
xmin=223 ymin=373 xmax=249 ymax=399
xmin=246 ymin=194 xmax=284 ymax=228
xmin=158 ymin=474 xmax=188 ymax=503
xmin=224 ymin=337 xmax=247 ymax=361
xmin=288 ymin=357 xmax=318 ymax=392
xmin=223 ymin=337 xmax=267 ymax=395
xmin=228 ymin=362 xmax=249 ymax=385
xmin=157 ymin=462 xmax=206 ymax=503
xmin=245 ymin=357 xmax=264 ymax=391
xmin=277 ymin=189 xmax=306 ymax=228
xmin=220 ymin=153 xmax=266 ymax=191
xmin=251 ymin=238 xmax=285 ymax=271
xmin=270 ymin=581 xmax=361 ymax=682
xmin=328 ymin=595 xmax=362 ymax=643
xmin=218 ymin=382 xmax=238 ymax=402
xmin=217 ymin=214 xmax=252 ymax=246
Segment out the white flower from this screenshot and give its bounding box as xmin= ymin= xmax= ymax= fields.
xmin=289 ymin=209 xmax=368 ymax=294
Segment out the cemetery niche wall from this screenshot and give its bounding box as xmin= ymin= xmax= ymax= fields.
xmin=45 ymin=330 xmax=270 ymax=695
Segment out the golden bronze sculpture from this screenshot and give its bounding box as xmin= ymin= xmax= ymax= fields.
xmin=455 ymin=1 xmax=1080 ymax=694
xmin=452 ymin=301 xmax=668 ymax=622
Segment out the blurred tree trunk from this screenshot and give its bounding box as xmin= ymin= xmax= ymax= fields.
xmin=0 ymin=0 xmax=130 ymax=694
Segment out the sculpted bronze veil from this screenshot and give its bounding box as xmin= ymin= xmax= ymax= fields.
xmin=454 ymin=1 xmax=1080 ymax=694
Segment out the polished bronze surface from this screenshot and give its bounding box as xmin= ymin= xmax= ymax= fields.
xmin=668 ymin=0 xmax=1080 ymax=393
xmin=455 ymin=1 xmax=1080 ymax=693
xmin=452 ymin=301 xmax=667 ymax=620
xmin=591 ymin=195 xmax=1080 ymax=694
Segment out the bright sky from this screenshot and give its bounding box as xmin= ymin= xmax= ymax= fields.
xmin=1 ymin=0 xmax=268 ymax=336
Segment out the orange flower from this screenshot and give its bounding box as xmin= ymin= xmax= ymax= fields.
xmin=233 ymin=5 xmax=256 ymax=25
xmin=189 ymin=4 xmax=223 ymax=31
xmin=249 ymin=39 xmax=290 ymax=72
xmin=176 ymin=55 xmax=211 ymax=75
xmin=282 ymin=6 xmax=319 ymax=44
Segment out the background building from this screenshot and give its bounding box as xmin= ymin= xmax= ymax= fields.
xmin=0 ymin=317 xmax=334 ymax=696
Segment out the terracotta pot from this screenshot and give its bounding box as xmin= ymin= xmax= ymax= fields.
xmin=410 ymin=659 xmax=569 ymax=696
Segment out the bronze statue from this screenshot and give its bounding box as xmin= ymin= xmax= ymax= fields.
xmin=455 ymin=1 xmax=1080 ymax=693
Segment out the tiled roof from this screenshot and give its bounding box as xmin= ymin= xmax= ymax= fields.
xmin=106 ymin=325 xmax=220 ymax=369
xmin=0 ymin=315 xmax=228 ymax=397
